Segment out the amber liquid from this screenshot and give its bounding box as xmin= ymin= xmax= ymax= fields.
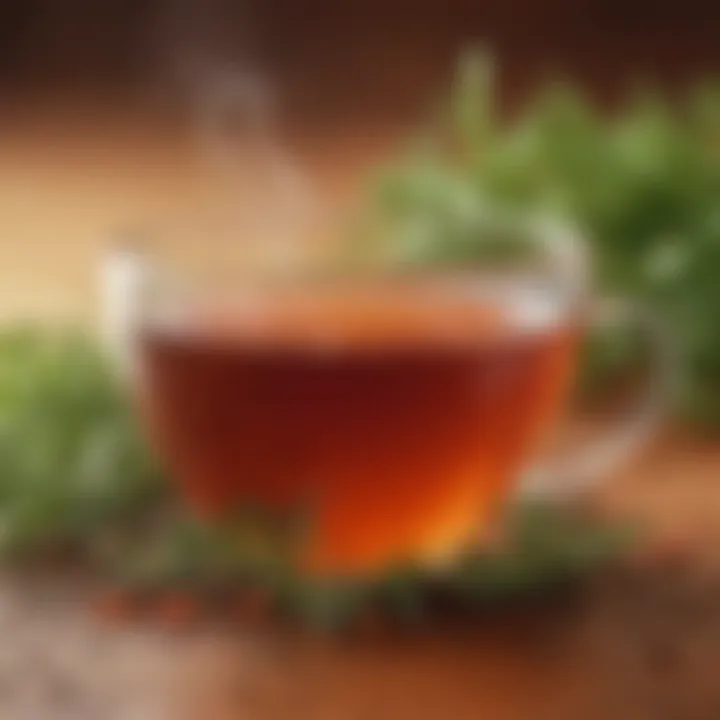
xmin=140 ymin=285 xmax=577 ymax=574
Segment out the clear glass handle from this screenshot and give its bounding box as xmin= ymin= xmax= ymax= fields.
xmin=521 ymin=297 xmax=677 ymax=498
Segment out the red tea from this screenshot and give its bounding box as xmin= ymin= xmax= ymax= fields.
xmin=140 ymin=284 xmax=576 ymax=574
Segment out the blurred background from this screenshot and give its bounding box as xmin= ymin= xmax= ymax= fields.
xmin=1 ymin=0 xmax=720 ymax=317
xmin=2 ymin=3 xmax=720 ymax=719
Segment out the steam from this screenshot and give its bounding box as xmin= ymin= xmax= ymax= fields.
xmin=194 ymin=67 xmax=318 ymax=241
xmin=155 ymin=0 xmax=323 ymax=264
xmin=102 ymin=2 xmax=326 ymax=366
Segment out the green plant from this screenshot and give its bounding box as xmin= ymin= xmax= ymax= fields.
xmin=364 ymin=51 xmax=720 ymax=429
xmin=0 ymin=327 xmax=163 ymax=560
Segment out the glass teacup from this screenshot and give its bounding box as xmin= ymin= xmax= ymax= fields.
xmin=102 ymin=213 xmax=671 ymax=576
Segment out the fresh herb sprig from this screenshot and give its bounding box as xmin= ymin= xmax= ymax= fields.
xmin=0 ymin=327 xmax=163 ymax=561
xmin=366 ymin=52 xmax=720 ymax=429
